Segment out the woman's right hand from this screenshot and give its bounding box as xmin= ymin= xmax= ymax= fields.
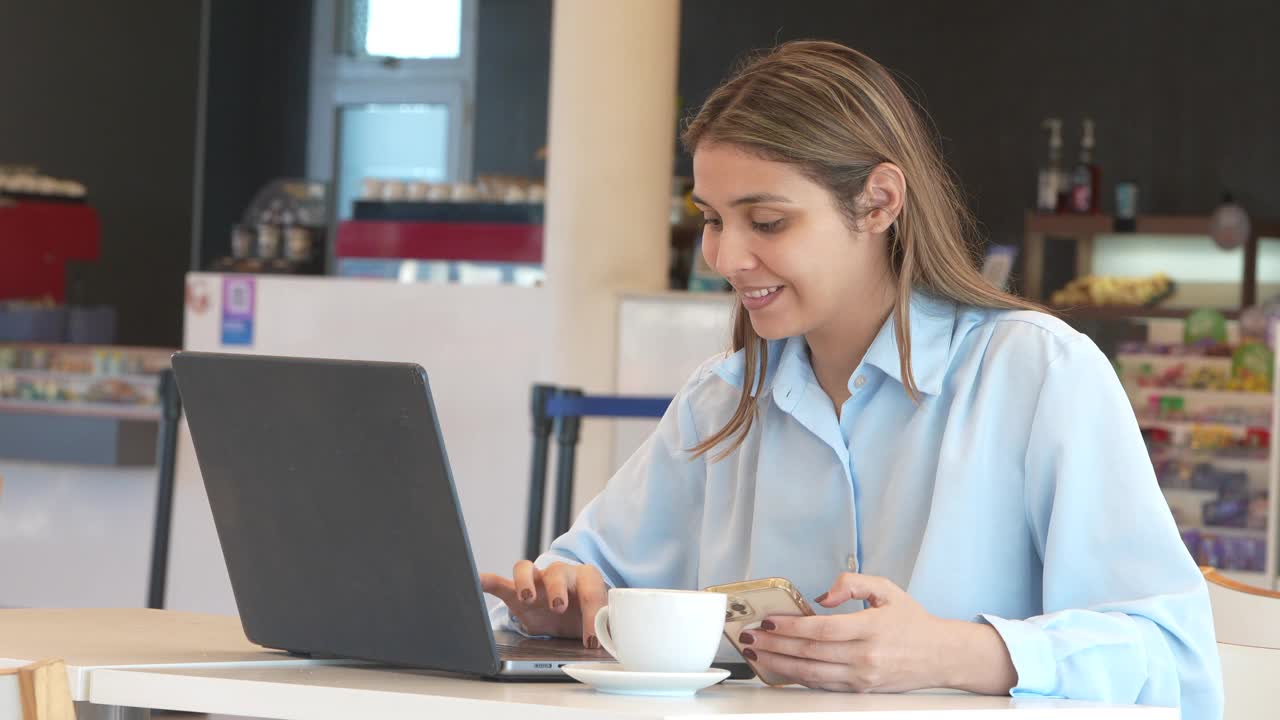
xmin=480 ymin=560 xmax=609 ymax=649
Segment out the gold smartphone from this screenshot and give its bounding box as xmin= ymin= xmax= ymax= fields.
xmin=704 ymin=577 xmax=815 ymax=686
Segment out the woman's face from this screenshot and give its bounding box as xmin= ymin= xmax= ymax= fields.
xmin=692 ymin=143 xmax=895 ymax=341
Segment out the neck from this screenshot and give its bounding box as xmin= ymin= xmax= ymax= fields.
xmin=806 ymin=279 xmax=899 ymax=414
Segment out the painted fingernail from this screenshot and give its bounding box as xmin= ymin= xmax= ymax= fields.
xmin=552 ymin=597 xmax=565 ymax=609
xmin=813 ymin=592 xmax=829 ymax=604
xmin=738 ymin=632 xmax=755 ymax=645
xmin=586 ymin=635 xmax=599 ymax=650
xmin=760 ymin=620 xmax=776 ymax=631
xmin=520 ymin=589 xmax=533 ymax=603
xmin=742 ymin=648 xmax=758 ymax=661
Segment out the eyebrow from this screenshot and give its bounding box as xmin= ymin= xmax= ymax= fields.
xmin=689 ymin=192 xmax=794 ymax=208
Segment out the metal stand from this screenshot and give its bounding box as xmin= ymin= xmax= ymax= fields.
xmin=524 ymin=387 xmax=671 ymax=559
xmin=524 ymin=384 xmax=555 ymax=561
xmin=146 ymin=369 xmax=182 ymax=609
xmin=551 ymin=389 xmax=584 ymax=542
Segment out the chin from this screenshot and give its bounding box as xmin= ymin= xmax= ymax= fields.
xmin=746 ymin=312 xmax=800 ymax=341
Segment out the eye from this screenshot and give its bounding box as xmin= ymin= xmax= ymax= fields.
xmin=752 ymin=219 xmax=783 ymax=233
xmin=703 ymin=217 xmax=723 ymax=231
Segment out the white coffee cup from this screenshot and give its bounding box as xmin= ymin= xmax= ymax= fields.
xmin=593 ymin=588 xmax=726 ymax=673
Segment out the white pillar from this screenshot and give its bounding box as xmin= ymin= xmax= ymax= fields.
xmin=543 ymin=0 xmax=680 ymax=511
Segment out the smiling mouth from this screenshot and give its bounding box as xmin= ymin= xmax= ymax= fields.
xmin=741 ymin=286 xmax=782 ymax=298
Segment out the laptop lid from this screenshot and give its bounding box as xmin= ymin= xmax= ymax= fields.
xmin=172 ymin=351 xmax=501 ymax=676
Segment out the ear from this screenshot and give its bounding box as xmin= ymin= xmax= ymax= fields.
xmin=860 ymin=163 xmax=906 ymax=234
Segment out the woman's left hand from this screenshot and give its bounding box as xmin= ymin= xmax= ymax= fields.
xmin=739 ymin=573 xmax=1016 ymax=694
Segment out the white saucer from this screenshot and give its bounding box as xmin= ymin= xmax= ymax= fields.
xmin=561 ymin=662 xmax=730 ymax=697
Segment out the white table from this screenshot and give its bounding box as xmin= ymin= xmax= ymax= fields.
xmin=0 ymin=609 xmax=1177 ymax=720
xmin=87 ymin=663 xmax=1177 ymax=719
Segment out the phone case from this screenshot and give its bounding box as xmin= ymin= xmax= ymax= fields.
xmin=704 ymin=577 xmax=815 ymax=686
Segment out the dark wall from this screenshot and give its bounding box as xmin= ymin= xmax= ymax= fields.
xmin=473 ymin=0 xmax=552 ymax=179
xmin=198 ymin=0 xmax=314 ymax=270
xmin=473 ymin=0 xmax=1280 ymax=250
xmin=0 ymin=1 xmax=201 ymax=346
xmin=678 ymin=0 xmax=1280 ymax=248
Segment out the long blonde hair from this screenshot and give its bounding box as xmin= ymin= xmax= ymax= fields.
xmin=684 ymin=40 xmax=1041 ymax=461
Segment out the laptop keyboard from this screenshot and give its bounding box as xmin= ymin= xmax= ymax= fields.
xmin=495 ymin=634 xmax=612 ymax=661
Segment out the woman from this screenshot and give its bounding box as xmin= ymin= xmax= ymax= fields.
xmin=482 ymin=41 xmax=1221 ymax=716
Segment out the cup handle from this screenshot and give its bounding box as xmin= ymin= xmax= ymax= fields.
xmin=594 ymin=606 xmax=619 ymax=659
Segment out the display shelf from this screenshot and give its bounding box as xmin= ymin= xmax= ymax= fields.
xmin=1115 ymin=328 xmax=1280 ymax=587
xmin=0 ymin=343 xmax=172 ymax=426
xmin=1138 ymin=418 xmax=1269 ymax=431
xmin=0 ymin=343 xmax=170 ymax=465
xmin=1116 ymin=353 xmax=1234 ymax=368
xmin=1179 ymin=523 xmax=1268 ymax=539
xmin=1116 ymin=353 xmax=1272 ymax=404
xmin=1027 ymin=213 xmax=1280 ymax=238
xmin=1127 ymin=388 xmax=1272 ymax=404
xmin=0 ymin=344 xmax=171 ymax=375
xmin=1149 ymin=447 xmax=1269 ymax=467
xmin=1162 ymin=488 xmax=1219 ymax=502
xmin=1022 ymin=210 xmax=1280 ymax=307
xmin=1 ymin=368 xmax=157 ymax=385
xmin=0 ymin=398 xmax=161 ymax=422
xmin=1055 ymin=305 xmax=1242 ymax=321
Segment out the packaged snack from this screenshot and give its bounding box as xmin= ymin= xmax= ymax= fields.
xmin=1184 ymin=309 xmax=1228 ymax=345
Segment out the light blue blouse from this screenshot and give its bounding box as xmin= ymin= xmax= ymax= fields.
xmin=501 ymin=290 xmax=1222 ymax=717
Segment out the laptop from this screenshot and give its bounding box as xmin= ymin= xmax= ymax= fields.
xmin=171 ymin=351 xmax=612 ymax=678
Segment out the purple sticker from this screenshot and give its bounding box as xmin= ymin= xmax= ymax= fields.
xmin=221 ymin=276 xmax=255 ymax=346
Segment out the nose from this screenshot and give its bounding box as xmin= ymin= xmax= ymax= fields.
xmin=710 ymin=225 xmax=758 ymax=279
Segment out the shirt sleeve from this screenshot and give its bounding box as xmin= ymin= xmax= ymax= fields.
xmin=534 ymin=361 xmax=714 ymax=590
xmin=981 ymin=334 xmax=1223 ymax=719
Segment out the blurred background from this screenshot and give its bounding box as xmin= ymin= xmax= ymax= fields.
xmin=1 ymin=0 xmax=1278 ymax=615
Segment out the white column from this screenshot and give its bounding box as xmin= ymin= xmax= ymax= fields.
xmin=543 ymin=0 xmax=681 ymax=511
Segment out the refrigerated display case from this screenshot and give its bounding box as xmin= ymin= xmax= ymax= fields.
xmin=0 ymin=344 xmax=169 ymax=419
xmin=0 ymin=343 xmax=172 ymax=465
xmin=0 ymin=342 xmax=177 ymax=607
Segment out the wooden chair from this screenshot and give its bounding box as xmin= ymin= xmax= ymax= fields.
xmin=1201 ymin=567 xmax=1280 ymax=720
xmin=0 ymin=659 xmax=75 ymax=720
